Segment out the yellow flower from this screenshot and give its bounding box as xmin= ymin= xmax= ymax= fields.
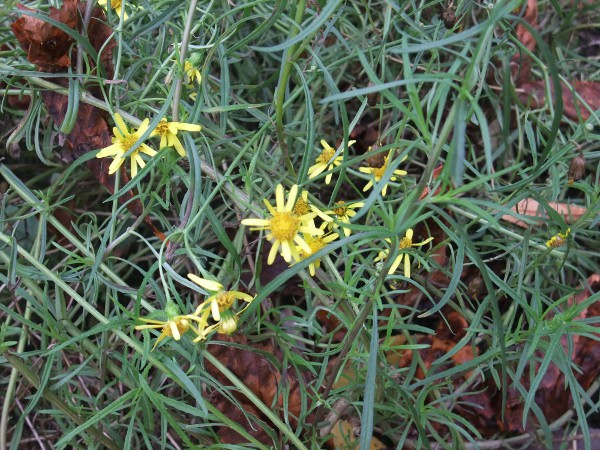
xmin=150 ymin=118 xmax=201 ymax=157
xmin=293 ymin=189 xmax=334 ymax=227
xmin=326 ymin=200 xmax=365 ymax=237
xmin=546 ymin=228 xmax=570 ymax=248
xmin=184 ymin=60 xmax=202 ymax=84
xmin=98 ymin=0 xmax=129 ymax=20
xmin=134 ymin=303 xmax=209 ymax=350
xmin=187 ymin=274 xmax=254 ymax=339
xmin=188 ymin=274 xmax=254 ymax=321
xmin=241 ymin=184 xmax=324 ymax=264
xmin=96 ymin=113 xmax=157 ymax=178
xmin=359 ymin=153 xmax=407 ymax=196
xmin=375 ymin=228 xmax=434 ymax=277
xmin=307 ymin=139 xmax=356 ymax=185
xmin=296 ymin=224 xmax=339 ymax=276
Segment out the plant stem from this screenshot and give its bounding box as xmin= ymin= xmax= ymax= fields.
xmin=274 ymin=0 xmax=306 ymax=177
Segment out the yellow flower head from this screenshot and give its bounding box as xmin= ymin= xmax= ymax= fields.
xmin=134 ymin=302 xmax=209 ymax=350
xmin=375 ymin=228 xmax=434 ymax=278
xmin=98 ymin=0 xmax=129 ymax=20
xmin=96 ymin=113 xmax=157 ymax=178
xmin=187 ymin=274 xmax=254 ymax=339
xmin=241 ymin=184 xmax=324 ymax=264
xmin=359 ymin=152 xmax=407 ymax=196
xmin=188 ymin=274 xmax=254 ymax=321
xmin=293 ymin=190 xmax=334 ymax=227
xmin=150 ymin=118 xmax=201 ymax=157
xmin=307 ymin=139 xmax=356 ymax=185
xmin=546 ymin=228 xmax=571 ymax=248
xmin=184 ymin=60 xmax=202 ymax=85
xmin=296 ymin=224 xmax=339 ymax=276
xmin=326 ymin=200 xmax=365 ymax=237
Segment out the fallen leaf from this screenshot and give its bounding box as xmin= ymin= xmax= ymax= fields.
xmin=11 ymin=1 xmax=79 ymax=72
xmin=496 ymin=274 xmax=600 ymax=434
xmin=419 ymin=163 xmax=445 ymax=200
xmin=518 ymin=79 xmax=600 ymax=122
xmin=502 ymin=198 xmax=587 ymax=228
xmin=205 ymin=334 xmax=308 ymax=445
xmin=327 ymin=420 xmax=387 ymax=450
xmin=11 ymin=1 xmax=164 ymax=240
xmin=510 ymin=0 xmax=538 ymax=85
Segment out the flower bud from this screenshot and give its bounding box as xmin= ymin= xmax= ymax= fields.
xmin=568 ymin=152 xmax=585 ymax=185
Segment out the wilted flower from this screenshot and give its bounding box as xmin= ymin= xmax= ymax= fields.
xmin=568 ymin=153 xmax=585 ymax=185
xmin=546 ymin=228 xmax=571 ymax=248
xmin=187 ymin=274 xmax=254 ymax=321
xmin=241 ymin=184 xmax=324 ymax=264
xmin=184 ymin=60 xmax=201 ymax=84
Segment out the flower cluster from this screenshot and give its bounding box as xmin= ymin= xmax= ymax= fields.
xmin=133 ymin=137 xmax=435 ymax=350
xmin=135 ymin=274 xmax=254 ymax=349
xmin=96 ymin=113 xmax=201 ymax=178
xmin=240 ymin=139 xmax=435 ymax=279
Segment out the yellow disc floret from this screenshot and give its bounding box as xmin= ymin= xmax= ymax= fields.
xmin=294 ymin=198 xmax=311 ymax=216
xmin=154 ymin=118 xmax=170 ymax=135
xmin=121 ymin=133 xmax=139 ymax=151
xmin=270 ymin=212 xmax=301 ymax=241
xmin=332 ymin=202 xmax=347 ymax=217
xmin=317 ymin=148 xmax=336 ymax=164
xmin=215 ymin=291 xmax=236 ymax=311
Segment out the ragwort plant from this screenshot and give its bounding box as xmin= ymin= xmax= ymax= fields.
xmin=1 ymin=0 xmax=600 ymax=449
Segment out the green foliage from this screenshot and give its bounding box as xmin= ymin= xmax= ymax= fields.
xmin=1 ymin=0 xmax=600 ymax=449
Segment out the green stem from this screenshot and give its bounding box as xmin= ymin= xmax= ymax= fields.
xmin=274 ymin=1 xmax=306 ymax=177
xmin=172 ymin=0 xmax=198 ymax=121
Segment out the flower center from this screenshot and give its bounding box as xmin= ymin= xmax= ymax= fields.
xmin=111 ymin=0 xmax=122 ymax=8
xmin=332 ymin=202 xmax=347 ymax=217
xmin=215 ymin=292 xmax=235 ymax=311
xmin=294 ymin=198 xmax=310 ymax=216
xmin=300 ymin=236 xmax=326 ymax=258
xmin=317 ymin=148 xmax=335 ymax=164
xmin=270 ymin=212 xmax=300 ymax=241
xmin=372 ymin=164 xmax=387 ymax=180
xmin=154 ymin=119 xmax=169 ymax=135
xmin=121 ymin=133 xmax=139 ymax=152
xmin=399 ymin=236 xmax=413 ymax=249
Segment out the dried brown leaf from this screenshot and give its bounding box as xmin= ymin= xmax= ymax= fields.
xmin=206 ymin=334 xmax=308 ymax=445
xmin=327 ymin=420 xmax=387 ymax=450
xmin=502 ymin=198 xmax=586 ymax=228
xmin=518 ymin=80 xmax=600 ymax=122
xmin=11 ymin=1 xmax=79 ymax=72
xmin=510 ymin=0 xmax=537 ymax=84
